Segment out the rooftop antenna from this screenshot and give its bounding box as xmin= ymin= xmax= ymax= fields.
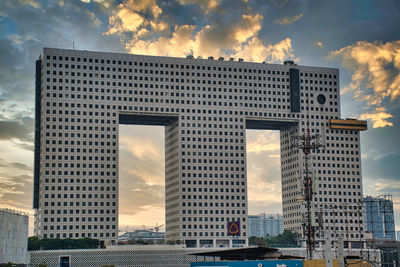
xmin=73 ymin=41 xmax=75 ymax=50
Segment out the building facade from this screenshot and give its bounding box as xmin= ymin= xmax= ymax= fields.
xmin=248 ymin=213 xmax=283 ymax=238
xmin=364 ymin=195 xmax=395 ymax=240
xmin=0 ymin=209 xmax=29 ymax=264
xmin=34 ymin=48 xmax=367 ymax=248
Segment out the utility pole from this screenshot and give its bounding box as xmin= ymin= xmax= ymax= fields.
xmin=325 ymin=227 xmax=333 ymax=267
xmin=291 ymin=128 xmax=324 ymax=259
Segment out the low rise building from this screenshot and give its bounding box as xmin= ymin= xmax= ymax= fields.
xmin=0 ymin=209 xmax=29 ymax=264
xmin=29 ymin=245 xmax=381 ymax=267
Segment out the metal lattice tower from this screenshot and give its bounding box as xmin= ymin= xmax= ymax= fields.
xmin=291 ymin=129 xmax=324 ymax=259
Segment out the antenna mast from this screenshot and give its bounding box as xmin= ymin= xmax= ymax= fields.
xmin=291 ymin=94 xmax=324 ymax=259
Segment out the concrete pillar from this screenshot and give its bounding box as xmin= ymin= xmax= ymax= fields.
xmin=338 ymin=235 xmax=345 ymax=267
xmin=325 ymin=228 xmax=333 ymax=267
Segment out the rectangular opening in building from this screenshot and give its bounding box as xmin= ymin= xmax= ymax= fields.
xmin=246 ymin=129 xmax=283 ymax=240
xmin=118 ymin=124 xmax=166 ymax=239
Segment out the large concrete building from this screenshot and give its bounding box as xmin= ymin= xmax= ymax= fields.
xmin=34 ymin=48 xmax=367 ymax=248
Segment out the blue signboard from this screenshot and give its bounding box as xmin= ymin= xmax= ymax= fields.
xmin=191 ymin=260 xmax=303 ymax=267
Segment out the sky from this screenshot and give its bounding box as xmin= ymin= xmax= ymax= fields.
xmin=0 ymin=0 xmax=399 ymax=235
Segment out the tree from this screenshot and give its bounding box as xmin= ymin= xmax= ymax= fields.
xmin=248 ymin=231 xmax=299 ymax=248
xmin=0 ymin=263 xmax=30 ymax=267
xmin=248 ymin=236 xmax=267 ymax=246
xmin=28 ymin=236 xmax=40 ymax=251
xmin=265 ymin=230 xmax=299 ymax=247
xmin=28 ymin=237 xmax=100 ymax=251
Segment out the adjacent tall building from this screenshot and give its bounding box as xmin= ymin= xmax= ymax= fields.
xmin=34 ymin=48 xmax=367 ymax=248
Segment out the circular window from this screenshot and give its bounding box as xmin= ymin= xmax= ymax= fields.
xmin=317 ymin=94 xmax=326 ymax=105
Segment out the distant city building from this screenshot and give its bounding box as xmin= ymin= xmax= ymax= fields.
xmin=248 ymin=213 xmax=283 ymax=238
xmin=397 ymin=231 xmax=400 ymax=241
xmin=0 ymin=209 xmax=29 ymax=264
xmin=119 ymin=230 xmax=165 ymax=242
xmin=364 ymin=195 xmax=395 ymax=240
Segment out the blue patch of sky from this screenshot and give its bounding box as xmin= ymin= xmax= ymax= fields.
xmin=349 ymin=0 xmax=381 ymax=21
xmin=0 ymin=17 xmax=18 ymax=39
xmin=158 ymin=1 xmax=208 ymax=29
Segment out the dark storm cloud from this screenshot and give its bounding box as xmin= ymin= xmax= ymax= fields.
xmin=157 ymin=1 xmax=208 ymax=27
xmin=245 ymin=0 xmax=305 ymax=43
xmin=240 ymin=0 xmax=400 ymax=65
xmin=0 ymin=39 xmax=35 ymax=102
xmin=361 ymin=123 xmax=400 ymax=183
xmin=361 ymin=123 xmax=400 ymax=229
xmin=366 ymin=152 xmax=400 ymax=182
xmin=0 ymin=0 xmax=123 ymax=52
xmin=0 ymin=0 xmax=124 ymax=119
xmin=0 ymin=117 xmax=34 ymax=142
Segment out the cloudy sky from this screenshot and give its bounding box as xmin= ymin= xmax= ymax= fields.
xmin=0 ymin=0 xmax=399 ymax=235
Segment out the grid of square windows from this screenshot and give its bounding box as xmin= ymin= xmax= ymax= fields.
xmin=36 ymin=48 xmax=364 ymax=245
